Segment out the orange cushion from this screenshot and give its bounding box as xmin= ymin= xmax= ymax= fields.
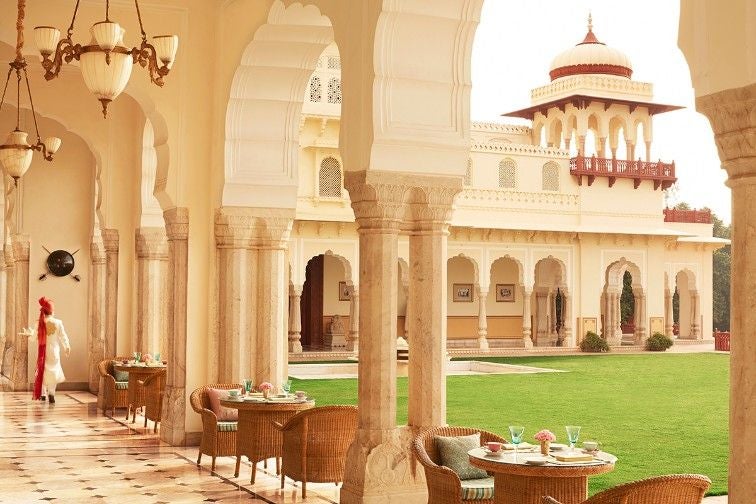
xmin=207 ymin=388 xmax=240 ymax=422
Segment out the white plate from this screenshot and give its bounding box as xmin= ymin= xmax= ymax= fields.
xmin=482 ymin=448 xmax=504 ymax=457
xmin=550 ymin=443 xmax=568 ymax=451
xmin=523 ymin=455 xmax=550 ymax=465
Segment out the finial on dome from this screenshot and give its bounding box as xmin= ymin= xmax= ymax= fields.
xmin=587 ymin=12 xmax=593 ymax=32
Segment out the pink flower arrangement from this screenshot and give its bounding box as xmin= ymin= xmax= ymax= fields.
xmin=534 ymin=429 xmax=556 ymax=442
xmin=143 ymin=353 xmax=154 ymax=363
xmin=258 ymin=382 xmax=273 ymax=392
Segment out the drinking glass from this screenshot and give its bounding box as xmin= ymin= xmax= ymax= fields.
xmin=243 ymin=379 xmax=253 ymax=394
xmin=134 ymin=351 xmax=141 ymax=363
xmin=566 ymin=425 xmax=582 ymax=452
xmin=508 ymin=425 xmax=525 ymax=461
xmin=282 ymin=380 xmax=292 ymax=395
xmin=154 ymin=352 xmax=161 ymax=363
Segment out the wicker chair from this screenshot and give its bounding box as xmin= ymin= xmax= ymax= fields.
xmin=139 ymin=369 xmax=166 ymax=433
xmin=97 ymin=357 xmax=131 ymax=417
xmin=412 ymin=426 xmax=506 ymax=504
xmin=190 ymin=384 xmax=242 ymax=472
xmin=274 ymin=405 xmax=358 ymax=498
xmin=542 ymin=474 xmax=711 ymax=504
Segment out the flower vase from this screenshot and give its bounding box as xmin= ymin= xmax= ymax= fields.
xmin=540 ymin=440 xmax=551 ymax=455
xmin=263 ymin=389 xmax=269 ymax=399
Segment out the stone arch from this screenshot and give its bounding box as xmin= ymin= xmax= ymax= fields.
xmin=673 ymin=268 xmax=700 ymax=339
xmin=532 ymin=256 xmax=568 ymax=346
xmin=223 ymin=1 xmax=335 ymax=208
xmin=603 ymin=258 xmax=645 ymax=345
xmin=532 ymin=119 xmax=546 ymax=147
xmin=548 ymin=116 xmax=564 ymax=148
xmin=489 ymin=254 xmax=524 ymax=287
xmin=139 ymin=119 xmax=165 ymax=228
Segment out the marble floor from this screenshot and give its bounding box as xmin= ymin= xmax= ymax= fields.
xmin=0 ymin=392 xmax=340 ymax=503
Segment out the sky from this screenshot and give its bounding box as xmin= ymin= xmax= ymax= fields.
xmin=470 ymin=0 xmax=730 ymax=223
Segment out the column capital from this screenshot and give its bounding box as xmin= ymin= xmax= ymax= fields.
xmin=90 ymin=237 xmax=106 ymax=265
xmin=289 ymin=284 xmax=303 ymax=297
xmin=135 ymin=227 xmax=168 ymax=259
xmin=101 ymin=228 xmax=119 ymax=252
xmin=344 ymin=171 xmax=410 ymax=229
xmin=164 ymin=207 xmax=189 ymax=241
xmin=215 ymin=207 xmax=294 ymax=248
xmin=10 ymin=234 xmax=29 ymax=261
xmin=696 ymin=82 xmax=756 ymax=181
xmin=407 ymin=177 xmax=463 ymax=228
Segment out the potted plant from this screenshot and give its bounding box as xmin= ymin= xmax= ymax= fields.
xmin=534 ymin=429 xmax=556 ymax=455
xmin=259 ymin=381 xmax=273 ymax=399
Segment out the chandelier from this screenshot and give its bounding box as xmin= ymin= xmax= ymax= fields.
xmin=0 ymin=0 xmax=61 ymax=183
xmin=34 ymin=0 xmax=178 ymax=118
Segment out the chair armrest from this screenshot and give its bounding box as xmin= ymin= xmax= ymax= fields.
xmin=272 ymin=421 xmax=284 ymax=430
xmin=542 ymin=497 xmax=564 ymax=504
xmin=101 ymin=373 xmax=116 ymax=389
xmin=422 ymin=464 xmax=463 ymax=503
xmin=137 ymin=380 xmax=145 ymax=386
xmin=200 ymin=408 xmax=218 ymax=429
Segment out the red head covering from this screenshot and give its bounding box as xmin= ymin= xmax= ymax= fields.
xmin=32 ymin=297 xmax=54 ymax=400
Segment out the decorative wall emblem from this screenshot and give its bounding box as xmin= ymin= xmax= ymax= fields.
xmin=39 ymin=246 xmax=80 ymax=282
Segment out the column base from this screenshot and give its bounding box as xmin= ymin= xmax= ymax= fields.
xmin=347 ymin=338 xmax=359 ymax=353
xmin=288 ymin=340 xmax=303 ymax=353
xmin=522 ymin=336 xmax=533 ymax=349
xmin=160 ymin=385 xmax=186 ymax=446
xmin=340 ymin=426 xmax=427 ymax=504
xmin=478 ymin=336 xmax=489 ymax=350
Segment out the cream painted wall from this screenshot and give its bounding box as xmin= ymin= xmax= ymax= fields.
xmin=16 ymin=115 xmax=94 ymax=387
xmin=488 ymin=258 xmax=523 ymax=316
xmin=447 ymin=256 xmax=477 ymax=316
xmin=322 ymin=254 xmax=350 ymax=316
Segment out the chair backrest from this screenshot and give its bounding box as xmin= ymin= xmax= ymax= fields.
xmin=286 ymin=405 xmax=357 ymax=445
xmin=98 ymin=357 xmax=131 ymax=378
xmin=142 ymin=369 xmax=167 ymax=389
xmin=189 ymin=384 xmax=242 ymax=414
xmin=584 ymin=474 xmax=711 ymax=504
xmin=413 ymin=425 xmax=506 ymax=467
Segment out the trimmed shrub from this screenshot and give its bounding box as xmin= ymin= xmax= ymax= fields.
xmin=580 ymin=331 xmax=610 ymax=353
xmin=646 ymin=332 xmax=674 ymax=352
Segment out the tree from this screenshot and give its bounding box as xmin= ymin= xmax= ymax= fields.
xmin=709 ymin=208 xmax=731 ymax=330
xmin=620 ymin=271 xmax=634 ymax=324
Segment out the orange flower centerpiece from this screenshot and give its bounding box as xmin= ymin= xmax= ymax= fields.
xmin=534 ymin=429 xmax=556 ymax=455
xmin=259 ymin=381 xmax=273 ymax=399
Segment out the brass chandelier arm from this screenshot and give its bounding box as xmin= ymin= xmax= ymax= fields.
xmin=67 ymin=0 xmax=81 ymax=37
xmin=133 ymin=41 xmax=168 ymax=87
xmin=23 ymin=68 xmax=43 ymax=145
xmin=134 ymin=0 xmax=148 ymax=41
xmin=0 ymin=67 xmax=12 ymax=114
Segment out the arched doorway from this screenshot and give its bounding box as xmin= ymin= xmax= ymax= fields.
xmin=446 ymin=255 xmax=479 ymax=348
xmin=673 ymin=269 xmax=700 ymax=340
xmin=603 ymin=259 xmax=645 ymax=345
xmin=533 ymin=257 xmax=567 ymax=347
xmin=488 ymin=256 xmax=524 ymax=348
xmin=300 ymin=253 xmax=351 ymax=351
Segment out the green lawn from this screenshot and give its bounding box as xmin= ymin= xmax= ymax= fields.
xmin=290 ymin=353 xmax=729 ymax=496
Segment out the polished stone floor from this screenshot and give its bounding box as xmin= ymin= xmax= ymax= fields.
xmin=0 ymin=392 xmax=339 ymax=503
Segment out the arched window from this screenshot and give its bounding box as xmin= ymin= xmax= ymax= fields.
xmin=309 ymin=76 xmax=322 ymax=102
xmin=542 ymin=161 xmax=560 ymax=191
xmin=464 ymin=159 xmax=473 ymax=186
xmin=498 ymin=159 xmax=517 ymax=189
xmin=327 ymin=78 xmax=342 ymax=104
xmin=319 ymin=157 xmax=342 ymax=197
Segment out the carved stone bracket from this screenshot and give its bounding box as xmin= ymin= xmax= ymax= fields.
xmin=344 ymin=171 xmax=411 ymax=230
xmin=135 ymin=227 xmax=168 ymax=260
xmin=215 ymin=207 xmax=295 ymax=249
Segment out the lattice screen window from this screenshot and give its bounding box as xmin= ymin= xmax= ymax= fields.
xmin=316 ymin=57 xmax=324 ymax=69
xmin=542 ymin=161 xmax=560 ymax=191
xmin=309 ymin=76 xmax=322 ymax=103
xmin=319 ymin=157 xmax=342 ymax=197
xmin=463 ymin=159 xmax=473 ymax=186
xmin=498 ymin=159 xmax=517 ymax=189
xmin=327 ymin=56 xmax=341 ymax=70
xmin=327 ymin=78 xmax=342 ymax=104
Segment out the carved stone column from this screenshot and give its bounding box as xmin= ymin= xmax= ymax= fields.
xmin=664 ymin=288 xmax=674 ymax=339
xmin=160 ymin=208 xmax=188 ymax=446
xmin=477 ymin=287 xmax=489 ymax=350
xmin=89 ymin=236 xmax=106 ymax=395
xmin=577 ymin=135 xmax=586 ymax=156
xmin=562 ymin=293 xmax=572 ymax=346
xmin=522 ymin=287 xmax=533 ymax=349
xmin=407 ymin=181 xmax=459 ymax=430
xmin=690 ymin=290 xmax=701 ymax=339
xmin=645 ymin=140 xmax=652 ymax=162
xmin=2 ymin=243 xmax=14 ymax=384
xmin=613 ymin=292 xmax=622 ymax=343
xmin=288 ymin=285 xmax=303 ymax=353
xmin=101 ymin=229 xmax=119 ymax=358
xmin=11 ymin=235 xmax=29 ymax=390
xmin=625 ymin=140 xmax=635 ymax=161
xmin=598 ymin=137 xmax=607 ymax=157
xmin=135 ymin=228 xmax=168 ymax=355
xmin=697 ymin=81 xmax=756 ymax=504
xmin=638 ymin=292 xmax=647 ymax=344
xmin=341 ymin=171 xmax=421 ymax=504
xmin=215 ymin=207 xmax=293 ymax=387
xmin=347 ymin=288 xmax=359 ymax=353
xmin=0 ymin=251 xmax=6 ymax=371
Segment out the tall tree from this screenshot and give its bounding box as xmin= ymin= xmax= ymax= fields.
xmin=708 ymin=208 xmax=731 ymax=331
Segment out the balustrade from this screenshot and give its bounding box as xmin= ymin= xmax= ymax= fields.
xmin=570 ymin=155 xmax=676 ymax=190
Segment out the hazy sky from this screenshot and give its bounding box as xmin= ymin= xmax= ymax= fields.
xmin=470 ymin=0 xmax=730 ymax=223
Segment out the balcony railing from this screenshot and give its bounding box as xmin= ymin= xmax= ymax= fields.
xmin=569 ymin=155 xmax=677 ymax=190
xmin=663 ymin=208 xmax=712 ymax=224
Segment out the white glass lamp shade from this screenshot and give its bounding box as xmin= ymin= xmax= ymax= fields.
xmin=0 ymin=131 xmax=33 ymax=179
xmin=80 ymin=48 xmax=133 ymax=102
xmin=91 ymin=21 xmax=123 ymax=52
xmin=33 ymin=26 xmax=61 ymax=56
xmin=153 ymin=35 xmax=178 ymax=67
xmin=43 ymin=137 xmax=62 ymax=155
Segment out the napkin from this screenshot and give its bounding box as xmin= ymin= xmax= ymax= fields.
xmin=554 ymin=453 xmax=594 ymax=462
xmin=503 ymin=442 xmax=534 ymax=450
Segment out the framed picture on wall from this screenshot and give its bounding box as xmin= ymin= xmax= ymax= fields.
xmin=495 ymin=283 xmax=515 ymax=302
xmin=453 ymin=283 xmax=474 ymax=302
xmin=338 ymin=281 xmax=351 ymax=301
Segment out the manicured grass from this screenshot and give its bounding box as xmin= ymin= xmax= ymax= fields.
xmin=290 ymin=353 xmax=729 ymax=496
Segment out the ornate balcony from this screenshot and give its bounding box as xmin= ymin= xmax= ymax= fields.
xmin=663 ymin=208 xmax=712 ymax=224
xmin=569 ymin=155 xmax=676 ymax=190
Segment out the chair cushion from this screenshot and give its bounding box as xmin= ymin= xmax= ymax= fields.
xmin=111 ymin=361 xmax=129 ymax=382
xmin=461 ymin=477 xmax=494 ymax=500
xmin=217 ymin=421 xmax=238 ymax=432
xmin=207 ymin=388 xmax=240 ymax=421
xmin=435 ymin=433 xmax=489 ymax=480
xmin=115 ymin=381 xmax=129 ymax=390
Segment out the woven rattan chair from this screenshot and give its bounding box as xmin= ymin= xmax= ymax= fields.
xmin=412 ymin=426 xmax=506 ymax=504
xmin=97 ymin=357 xmax=131 ymax=417
xmin=541 ymin=474 xmax=711 ymax=504
xmin=139 ymin=369 xmax=166 ymax=433
xmin=274 ymin=405 xmax=358 ymax=498
xmin=190 ymin=384 xmax=242 ymax=472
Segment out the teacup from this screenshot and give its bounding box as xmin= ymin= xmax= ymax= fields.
xmin=583 ymin=441 xmax=599 ymax=452
xmin=228 ymin=389 xmax=240 ymax=398
xmin=486 ymin=441 xmax=504 ymax=453
xmin=295 ymin=391 xmax=306 ymax=399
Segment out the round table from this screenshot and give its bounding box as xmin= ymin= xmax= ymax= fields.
xmin=468 ymin=448 xmax=616 ymax=504
xmin=220 ymin=397 xmax=314 ymax=483
xmin=113 ymin=363 xmax=167 ymax=423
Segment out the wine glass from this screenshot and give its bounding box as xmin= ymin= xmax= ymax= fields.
xmin=134 ymin=351 xmax=141 ymax=363
xmin=282 ymin=379 xmax=292 ymax=396
xmin=243 ymin=378 xmax=253 ymax=395
xmin=566 ymin=425 xmax=581 ymax=453
xmin=508 ymin=425 xmax=525 ymax=461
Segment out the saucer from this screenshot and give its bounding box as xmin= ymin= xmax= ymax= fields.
xmin=523 ymin=455 xmax=550 ymax=465
xmin=549 ymin=443 xmax=568 ymax=451
xmin=482 ymin=447 xmax=504 ymax=457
